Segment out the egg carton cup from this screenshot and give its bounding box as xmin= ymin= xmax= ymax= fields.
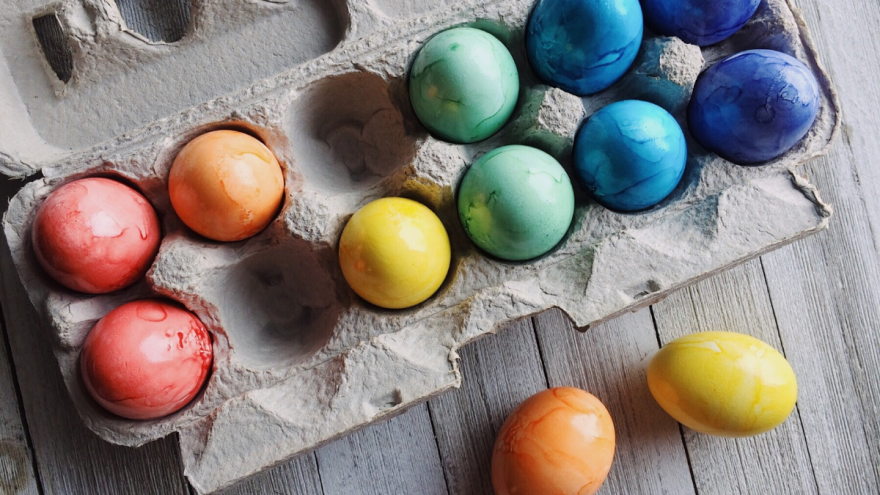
xmin=1 ymin=0 xmax=837 ymax=492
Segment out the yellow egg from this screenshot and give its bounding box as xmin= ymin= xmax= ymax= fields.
xmin=339 ymin=197 xmax=451 ymax=309
xmin=648 ymin=331 xmax=798 ymax=437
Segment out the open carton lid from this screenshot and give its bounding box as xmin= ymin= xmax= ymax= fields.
xmin=0 ymin=0 xmax=351 ymax=178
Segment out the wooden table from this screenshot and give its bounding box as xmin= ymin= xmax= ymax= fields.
xmin=2 ymin=1 xmax=879 ymax=493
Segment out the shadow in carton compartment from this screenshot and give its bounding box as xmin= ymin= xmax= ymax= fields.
xmin=215 ymin=240 xmax=344 ymax=371
xmin=286 ymin=71 xmax=423 ymax=193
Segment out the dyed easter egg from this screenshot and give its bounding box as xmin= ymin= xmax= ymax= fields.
xmin=339 ymin=197 xmax=451 ymax=309
xmin=32 ymin=177 xmax=161 ymax=294
xmin=641 ymin=0 xmax=761 ymax=46
xmin=492 ymin=387 xmax=616 ymax=495
xmin=648 ymin=331 xmax=798 ymax=437
xmin=688 ymin=50 xmax=821 ymax=165
xmin=573 ymin=100 xmax=686 ymax=212
xmin=81 ymin=300 xmax=213 ymax=420
xmin=409 ymin=27 xmax=519 ymax=144
xmin=169 ymin=130 xmax=284 ymax=242
xmin=457 ymin=145 xmax=574 ymax=261
xmin=526 ymin=0 xmax=643 ymax=96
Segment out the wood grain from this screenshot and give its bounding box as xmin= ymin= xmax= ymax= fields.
xmin=533 ymin=309 xmax=697 ymax=495
xmin=315 ymin=404 xmax=448 ymax=495
xmin=114 ymin=0 xmax=191 ymax=43
xmin=652 ymin=260 xmax=818 ymax=495
xmin=0 ymin=316 xmax=39 ymax=495
xmin=218 ymin=453 xmax=323 ymax=495
xmin=428 ymin=319 xmax=548 ymax=495
xmin=763 ymin=1 xmax=880 ymax=491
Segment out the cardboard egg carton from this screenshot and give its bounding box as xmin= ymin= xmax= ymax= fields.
xmin=1 ymin=0 xmax=837 ymax=492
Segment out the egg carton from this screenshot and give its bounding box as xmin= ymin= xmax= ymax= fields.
xmin=0 ymin=0 xmax=837 ymax=492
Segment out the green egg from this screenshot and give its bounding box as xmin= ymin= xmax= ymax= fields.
xmin=409 ymin=27 xmax=520 ymax=144
xmin=458 ymin=145 xmax=575 ymax=261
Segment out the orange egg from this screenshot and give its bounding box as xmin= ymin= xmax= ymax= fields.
xmin=492 ymin=387 xmax=616 ymax=495
xmin=169 ymin=130 xmax=284 ymax=242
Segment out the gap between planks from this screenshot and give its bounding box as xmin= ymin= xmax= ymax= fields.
xmin=0 ymin=304 xmax=40 ymax=495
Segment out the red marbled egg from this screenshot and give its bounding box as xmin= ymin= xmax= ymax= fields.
xmin=32 ymin=177 xmax=161 ymax=294
xmin=492 ymin=387 xmax=616 ymax=495
xmin=80 ymin=300 xmax=213 ymax=420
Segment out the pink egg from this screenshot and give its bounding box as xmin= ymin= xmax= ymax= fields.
xmin=80 ymin=300 xmax=213 ymax=420
xmin=31 ymin=177 xmax=161 ymax=294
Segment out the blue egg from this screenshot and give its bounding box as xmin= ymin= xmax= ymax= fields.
xmin=641 ymin=0 xmax=761 ymax=46
xmin=688 ymin=50 xmax=821 ymax=165
xmin=526 ymin=0 xmax=644 ymax=96
xmin=574 ymin=100 xmax=687 ymax=212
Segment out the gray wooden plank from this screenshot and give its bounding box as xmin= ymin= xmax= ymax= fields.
xmin=0 ymin=318 xmax=39 ymax=495
xmin=428 ymin=319 xmax=548 ymax=495
xmin=218 ymin=453 xmax=323 ymax=495
xmin=115 ymin=0 xmax=191 ymax=43
xmin=315 ymin=404 xmax=448 ymax=495
xmin=760 ymin=1 xmax=880 ymax=492
xmin=533 ymin=308 xmax=697 ymax=495
xmin=651 ymin=259 xmax=818 ymax=495
xmin=0 ymin=179 xmax=190 ymax=495
xmin=763 ymin=232 xmax=880 ymax=495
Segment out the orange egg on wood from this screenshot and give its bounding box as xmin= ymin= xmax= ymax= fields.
xmin=169 ymin=130 xmax=284 ymax=242
xmin=492 ymin=387 xmax=616 ymax=495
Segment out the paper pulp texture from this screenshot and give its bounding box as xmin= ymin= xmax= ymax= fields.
xmin=0 ymin=0 xmax=838 ymax=492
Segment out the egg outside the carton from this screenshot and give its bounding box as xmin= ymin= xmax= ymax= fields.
xmin=491 ymin=387 xmax=616 ymax=495
xmin=338 ymin=197 xmax=451 ymax=310
xmin=80 ymin=300 xmax=213 ymax=421
xmin=169 ymin=130 xmax=285 ymax=242
xmin=31 ymin=177 xmax=161 ymax=294
xmin=648 ymin=331 xmax=798 ymax=437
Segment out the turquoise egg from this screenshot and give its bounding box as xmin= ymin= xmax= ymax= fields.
xmin=409 ymin=27 xmax=520 ymax=144
xmin=457 ymin=145 xmax=575 ymax=261
xmin=574 ymin=100 xmax=686 ymax=212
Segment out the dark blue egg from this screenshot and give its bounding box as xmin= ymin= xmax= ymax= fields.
xmin=574 ymin=100 xmax=687 ymax=212
xmin=688 ymin=49 xmax=821 ymax=165
xmin=526 ymin=0 xmax=644 ymax=96
xmin=641 ymin=0 xmax=761 ymax=46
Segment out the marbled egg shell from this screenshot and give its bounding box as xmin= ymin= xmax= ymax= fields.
xmin=574 ymin=100 xmax=686 ymax=212
xmin=31 ymin=177 xmax=161 ymax=294
xmin=648 ymin=331 xmax=798 ymax=437
xmin=169 ymin=130 xmax=285 ymax=242
xmin=339 ymin=197 xmax=451 ymax=310
xmin=641 ymin=0 xmax=761 ymax=46
xmin=457 ymin=145 xmax=575 ymax=261
xmin=526 ymin=0 xmax=643 ymax=95
xmin=81 ymin=300 xmax=213 ymax=420
xmin=492 ymin=387 xmax=615 ymax=495
xmin=688 ymin=49 xmax=821 ymax=165
xmin=409 ymin=27 xmax=519 ymax=144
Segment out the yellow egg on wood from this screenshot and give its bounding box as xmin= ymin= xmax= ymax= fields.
xmin=648 ymin=331 xmax=798 ymax=437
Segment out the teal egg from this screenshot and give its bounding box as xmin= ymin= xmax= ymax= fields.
xmin=458 ymin=145 xmax=575 ymax=261
xmin=409 ymin=27 xmax=520 ymax=144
